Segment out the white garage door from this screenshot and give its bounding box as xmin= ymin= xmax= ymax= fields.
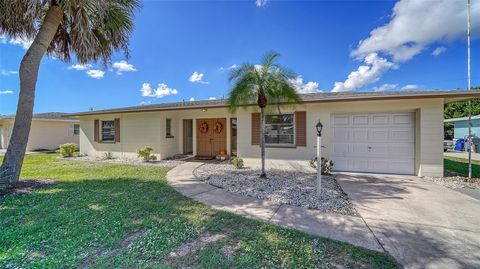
xmin=330 ymin=112 xmax=415 ymax=175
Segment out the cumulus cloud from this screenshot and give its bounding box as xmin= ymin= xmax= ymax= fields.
xmin=189 ymin=72 xmax=208 ymax=84
xmin=256 ymin=0 xmax=268 ymax=7
xmin=332 ymin=53 xmax=396 ymax=92
xmin=289 ymin=76 xmax=321 ymax=93
xmin=373 ymin=83 xmax=399 ymax=92
xmin=139 ymin=101 xmax=151 ymax=106
xmin=69 ymin=64 xmax=92 ymax=71
xmin=208 ymin=97 xmax=217 ymax=100
xmin=0 ymin=69 xmax=17 ymax=76
xmin=333 ymin=0 xmax=480 ymax=92
xmin=141 ymin=83 xmax=178 ymax=98
xmin=432 ymin=46 xmax=447 ymax=56
xmin=0 ymin=90 xmax=14 ymax=94
xmin=189 ymin=97 xmax=195 ymax=101
xmin=112 ymin=60 xmax=136 ymax=74
xmin=0 ymin=35 xmax=33 ymax=49
xmin=86 ymin=70 xmax=105 ymax=79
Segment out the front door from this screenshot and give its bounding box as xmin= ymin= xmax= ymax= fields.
xmin=196 ymin=118 xmax=227 ymax=157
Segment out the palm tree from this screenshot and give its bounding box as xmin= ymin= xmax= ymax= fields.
xmin=228 ymin=52 xmax=301 ymax=178
xmin=0 ymin=0 xmax=140 ymax=185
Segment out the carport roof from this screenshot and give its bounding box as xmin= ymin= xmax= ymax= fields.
xmin=65 ymin=89 xmax=480 ymax=117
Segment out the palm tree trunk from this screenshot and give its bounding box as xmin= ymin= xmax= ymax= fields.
xmin=260 ymin=106 xmax=267 ymax=178
xmin=0 ymin=5 xmax=63 ymax=185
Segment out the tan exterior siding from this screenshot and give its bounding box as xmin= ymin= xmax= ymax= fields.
xmin=0 ymin=119 xmax=79 ymax=151
xmin=78 ymin=98 xmax=445 ymax=177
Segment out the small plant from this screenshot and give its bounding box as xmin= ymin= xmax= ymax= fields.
xmin=232 ymin=156 xmax=244 ymax=169
xmin=309 ymin=157 xmax=334 ymax=175
xmin=103 ymin=152 xmax=114 ymax=160
xmin=58 ymin=143 xmax=78 ymax=158
xmin=136 ymin=146 xmax=157 ymax=162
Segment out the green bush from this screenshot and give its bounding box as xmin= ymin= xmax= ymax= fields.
xmin=103 ymin=152 xmax=114 ymax=160
xmin=58 ymin=143 xmax=78 ymax=158
xmin=136 ymin=146 xmax=157 ymax=162
xmin=309 ymin=157 xmax=334 ymax=175
xmin=231 ymin=156 xmax=244 ymax=169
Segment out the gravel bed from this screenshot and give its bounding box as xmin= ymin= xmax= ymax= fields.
xmin=193 ymin=163 xmax=357 ymax=216
xmin=65 ymin=155 xmax=185 ymax=168
xmin=423 ymin=173 xmax=480 ymax=190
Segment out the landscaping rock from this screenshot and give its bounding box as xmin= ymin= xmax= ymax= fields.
xmin=67 ymin=155 xmax=185 ymax=168
xmin=193 ymin=163 xmax=357 ymax=216
xmin=423 ymin=174 xmax=480 ymax=190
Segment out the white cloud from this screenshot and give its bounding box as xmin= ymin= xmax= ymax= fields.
xmin=401 ymin=84 xmax=419 ymax=90
xmin=112 ymin=60 xmax=136 ymax=74
xmin=332 ymin=53 xmax=396 ymax=92
xmin=141 ymin=83 xmax=178 ymax=98
xmin=86 ymin=70 xmax=105 ymax=79
xmin=0 ymin=69 xmax=17 ymax=76
xmin=139 ymin=101 xmax=151 ymax=106
xmin=0 ymin=90 xmax=14 ymax=95
xmin=432 ymin=46 xmax=447 ymax=56
xmin=69 ymin=64 xmax=92 ymax=71
xmin=289 ymin=76 xmax=321 ymax=93
xmin=334 ymin=0 xmax=480 ymax=92
xmin=208 ymin=97 xmax=217 ymax=100
xmin=352 ymin=0 xmax=480 ymax=62
xmin=189 ymin=97 xmax=195 ymax=101
xmin=229 ymin=64 xmax=238 ymax=70
xmin=373 ymin=83 xmax=399 ymax=92
xmin=256 ymin=0 xmax=268 ymax=7
xmin=0 ymin=35 xmax=33 ymax=49
xmin=188 ymin=72 xmax=208 ymax=84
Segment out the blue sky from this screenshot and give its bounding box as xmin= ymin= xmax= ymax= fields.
xmin=0 ymin=0 xmax=479 ymax=114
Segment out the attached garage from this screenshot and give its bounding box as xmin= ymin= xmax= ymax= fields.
xmin=330 ymin=112 xmax=415 ymax=175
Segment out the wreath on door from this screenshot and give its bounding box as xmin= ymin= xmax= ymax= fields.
xmin=213 ymin=121 xmax=223 ymax=134
xmin=199 ymin=121 xmax=209 ymax=134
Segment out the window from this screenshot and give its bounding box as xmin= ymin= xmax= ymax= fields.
xmin=166 ymin=118 xmax=173 ymax=138
xmin=73 ymin=124 xmax=80 ymax=135
xmin=101 ymin=121 xmax=115 ymax=142
xmin=264 ymin=114 xmax=295 ymax=145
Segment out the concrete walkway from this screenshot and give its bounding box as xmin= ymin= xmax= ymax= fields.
xmin=166 ymin=162 xmax=383 ymax=252
xmin=336 ymin=173 xmax=480 ymax=269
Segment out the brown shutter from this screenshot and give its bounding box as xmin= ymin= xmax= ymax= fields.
xmin=251 ymin=113 xmax=260 ymax=145
xmin=295 ymin=111 xmax=307 ymax=147
xmin=114 ymin=118 xmax=120 ymax=143
xmin=94 ymin=119 xmax=99 ymax=142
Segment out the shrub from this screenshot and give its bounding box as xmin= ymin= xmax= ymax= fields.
xmin=231 ymin=156 xmax=244 ymax=169
xmin=309 ymin=157 xmax=334 ymax=175
xmin=58 ymin=143 xmax=78 ymax=158
xmin=136 ymin=146 xmax=157 ymax=162
xmin=103 ymin=152 xmax=114 ymax=160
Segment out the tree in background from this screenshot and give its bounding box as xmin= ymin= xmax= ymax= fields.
xmin=444 ymin=87 xmax=480 ymax=139
xmin=227 ymin=52 xmax=301 ymax=178
xmin=0 ymin=0 xmax=140 ymax=185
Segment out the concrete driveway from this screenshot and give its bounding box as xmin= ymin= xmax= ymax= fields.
xmin=336 ymin=173 xmax=480 ymax=269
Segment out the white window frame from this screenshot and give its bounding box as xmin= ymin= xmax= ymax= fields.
xmin=73 ymin=124 xmax=80 ymax=135
xmin=264 ymin=113 xmax=295 ymax=146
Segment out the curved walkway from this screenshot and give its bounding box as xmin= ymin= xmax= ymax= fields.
xmin=166 ymin=162 xmax=383 ymax=252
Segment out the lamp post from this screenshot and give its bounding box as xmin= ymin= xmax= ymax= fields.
xmin=316 ymin=121 xmax=323 ymax=196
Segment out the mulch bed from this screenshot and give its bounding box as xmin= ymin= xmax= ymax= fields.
xmin=0 ymin=179 xmax=57 ymax=199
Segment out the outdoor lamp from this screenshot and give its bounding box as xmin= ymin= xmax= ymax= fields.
xmin=316 ymin=121 xmax=323 ymax=136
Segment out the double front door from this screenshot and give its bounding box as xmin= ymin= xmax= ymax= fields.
xmin=196 ymin=118 xmax=227 ymax=157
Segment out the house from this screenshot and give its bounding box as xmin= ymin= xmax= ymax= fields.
xmin=444 ymin=115 xmax=480 ymax=139
xmin=0 ymin=112 xmax=80 ymax=151
xmin=66 ymin=90 xmax=480 ymax=177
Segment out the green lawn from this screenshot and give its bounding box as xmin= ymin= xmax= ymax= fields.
xmin=444 ymin=156 xmax=480 ymax=178
xmin=0 ymin=153 xmax=397 ymax=268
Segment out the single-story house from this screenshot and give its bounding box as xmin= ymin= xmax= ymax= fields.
xmin=66 ymin=90 xmax=480 ymax=177
xmin=444 ymin=115 xmax=480 ymax=139
xmin=0 ymin=112 xmax=80 ymax=151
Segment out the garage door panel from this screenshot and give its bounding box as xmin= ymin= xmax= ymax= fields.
xmin=331 ymin=112 xmax=415 ymax=175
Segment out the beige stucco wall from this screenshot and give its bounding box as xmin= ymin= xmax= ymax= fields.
xmin=0 ymin=119 xmax=79 ymax=151
xmin=78 ymin=98 xmax=444 ymax=177
xmin=79 ymin=108 xmax=235 ymax=159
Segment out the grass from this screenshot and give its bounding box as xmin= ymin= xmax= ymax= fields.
xmin=444 ymin=156 xmax=480 ymax=178
xmin=0 ymin=153 xmax=398 ymax=268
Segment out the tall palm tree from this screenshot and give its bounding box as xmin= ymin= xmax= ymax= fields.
xmin=0 ymin=0 xmax=140 ymax=185
xmin=228 ymin=52 xmax=301 ymax=178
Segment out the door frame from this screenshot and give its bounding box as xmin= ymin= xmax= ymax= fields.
xmin=196 ymin=118 xmax=227 ymax=158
